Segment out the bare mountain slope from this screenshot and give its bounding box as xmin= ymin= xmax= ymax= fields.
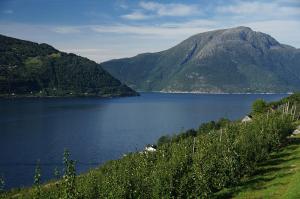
xmin=102 ymin=26 xmax=300 ymax=93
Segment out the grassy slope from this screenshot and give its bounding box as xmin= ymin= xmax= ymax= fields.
xmin=216 ymin=134 xmax=300 ymax=199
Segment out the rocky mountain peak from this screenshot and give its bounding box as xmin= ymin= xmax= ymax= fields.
xmin=180 ymin=26 xmax=282 ymax=60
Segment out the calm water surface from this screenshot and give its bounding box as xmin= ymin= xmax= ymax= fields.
xmin=0 ymin=92 xmax=287 ymax=189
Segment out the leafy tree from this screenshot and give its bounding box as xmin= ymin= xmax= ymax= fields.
xmin=0 ymin=175 xmax=4 ymax=193
xmin=54 ymin=167 xmax=60 ymax=180
xmin=252 ymin=99 xmax=267 ymax=114
xmin=157 ymin=135 xmax=171 ymax=146
xmin=62 ymin=149 xmax=77 ymax=199
xmin=33 ymin=160 xmax=42 ymax=199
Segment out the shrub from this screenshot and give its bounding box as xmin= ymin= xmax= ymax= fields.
xmin=33 ymin=161 xmax=42 ymax=199
xmin=252 ymin=99 xmax=267 ymax=114
xmin=0 ymin=175 xmax=4 ymax=193
xmin=62 ymin=149 xmax=77 ymax=199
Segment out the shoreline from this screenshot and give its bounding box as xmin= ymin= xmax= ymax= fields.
xmin=141 ymin=91 xmax=294 ymax=95
xmin=0 ymin=92 xmax=139 ymax=99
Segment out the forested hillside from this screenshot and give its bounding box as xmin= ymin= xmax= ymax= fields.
xmin=0 ymin=34 xmax=138 ymax=97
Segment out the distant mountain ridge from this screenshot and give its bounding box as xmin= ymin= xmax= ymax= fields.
xmin=102 ymin=26 xmax=300 ymax=93
xmin=0 ymin=34 xmax=138 ymax=97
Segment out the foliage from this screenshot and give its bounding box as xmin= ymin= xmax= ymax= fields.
xmin=216 ymin=134 xmax=300 ymax=198
xmin=54 ymin=167 xmax=60 ymax=180
xmin=157 ymin=135 xmax=171 ymax=146
xmin=270 ymin=92 xmax=300 ymax=119
xmin=0 ymin=34 xmax=138 ymax=97
xmin=62 ymin=149 xmax=77 ymax=199
xmin=198 ymin=118 xmax=230 ymax=134
xmin=157 ymin=118 xmax=231 ymax=146
xmin=0 ymin=175 xmax=4 ymax=193
xmin=252 ymin=99 xmax=268 ymax=114
xmin=33 ymin=161 xmax=42 ymax=199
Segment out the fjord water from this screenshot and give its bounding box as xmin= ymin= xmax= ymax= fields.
xmin=0 ymin=93 xmax=287 ymax=189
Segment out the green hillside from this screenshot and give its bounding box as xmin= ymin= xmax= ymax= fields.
xmin=215 ymin=133 xmax=300 ymax=199
xmin=0 ymin=34 xmax=138 ymax=97
xmin=1 ymin=93 xmax=300 ymax=198
xmin=102 ymin=27 xmax=300 ymax=93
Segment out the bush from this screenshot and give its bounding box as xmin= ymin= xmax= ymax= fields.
xmin=0 ymin=176 xmax=4 ymax=193
xmin=252 ymin=99 xmax=267 ymax=114
xmin=33 ymin=161 xmax=42 ymax=199
xmin=62 ymin=150 xmax=77 ymax=199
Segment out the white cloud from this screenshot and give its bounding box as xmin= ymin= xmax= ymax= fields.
xmin=121 ymin=1 xmax=200 ymax=20
xmin=275 ymin=0 xmax=300 ymax=4
xmin=3 ymin=10 xmax=13 ymax=14
xmin=216 ymin=1 xmax=300 ymax=18
xmin=60 ymin=48 xmax=130 ymax=62
xmin=161 ymin=19 xmax=217 ymax=28
xmin=139 ymin=1 xmax=199 ymax=17
xmin=52 ymin=26 xmax=82 ymax=34
xmin=115 ymin=0 xmax=129 ymax=9
xmin=121 ymin=11 xmax=152 ymax=20
xmin=119 ymin=3 xmax=128 ymax=9
xmin=90 ymin=24 xmax=212 ymax=38
xmin=243 ymin=20 xmax=300 ymax=48
xmin=62 ymin=48 xmax=104 ymax=53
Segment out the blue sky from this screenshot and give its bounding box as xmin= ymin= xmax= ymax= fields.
xmin=0 ymin=0 xmax=300 ymax=62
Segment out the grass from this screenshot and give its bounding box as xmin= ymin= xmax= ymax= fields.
xmin=215 ymin=134 xmax=300 ymax=199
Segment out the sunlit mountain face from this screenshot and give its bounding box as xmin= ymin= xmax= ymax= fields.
xmin=102 ymin=26 xmax=300 ymax=93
